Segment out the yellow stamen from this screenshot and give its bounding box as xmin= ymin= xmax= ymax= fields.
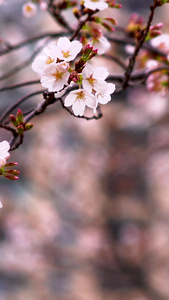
xmin=53 ymin=71 xmax=63 ymax=80
xmin=76 ymin=91 xmax=85 ymax=101
xmin=46 ymin=56 xmax=54 ymax=64
xmin=61 ymin=50 xmax=70 ymax=58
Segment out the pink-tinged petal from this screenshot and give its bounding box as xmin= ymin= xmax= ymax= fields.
xmin=82 ymin=64 xmax=93 ymax=79
xmin=107 ymin=83 xmax=116 ymax=94
xmin=69 ymin=40 xmax=82 ymax=56
xmin=0 ymin=158 xmax=6 ymax=168
xmin=82 ymin=79 xmax=93 ymax=93
xmin=97 ymin=93 xmax=111 ymax=104
xmin=72 ymin=100 xmax=86 ymax=116
xmin=32 ymin=56 xmax=47 ymax=73
xmin=84 ymin=0 xmax=108 ymax=11
xmin=93 ymin=67 xmax=109 ymax=80
xmin=94 ymin=36 xmax=110 ymax=55
xmin=57 ymin=37 xmax=70 ymax=49
xmin=94 ymin=80 xmax=108 ymax=93
xmin=64 ymin=93 xmax=76 ymax=106
xmin=85 ymin=93 xmax=96 ymax=108
xmin=0 ymin=140 xmax=10 ymax=153
xmin=49 ymin=46 xmax=58 ymax=58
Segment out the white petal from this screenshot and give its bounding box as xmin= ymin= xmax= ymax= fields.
xmin=84 ymin=92 xmax=96 ymax=108
xmin=94 ymin=79 xmax=108 ymax=93
xmin=72 ymin=100 xmax=85 ymax=116
xmin=32 ymin=56 xmax=47 ymax=73
xmin=93 ymin=67 xmax=109 ymax=80
xmin=82 ymin=64 xmax=93 ymax=79
xmin=0 ymin=158 xmax=6 ymax=168
xmin=82 ymin=79 xmax=93 ymax=93
xmin=84 ymin=0 xmax=108 ymax=11
xmin=64 ymin=93 xmax=76 ymax=106
xmin=0 ymin=141 xmax=10 ymax=160
xmin=97 ymin=93 xmax=111 ymax=104
xmin=68 ymin=40 xmax=82 ymax=57
xmin=107 ymin=83 xmax=116 ymax=94
xmin=57 ymin=37 xmax=70 ymax=49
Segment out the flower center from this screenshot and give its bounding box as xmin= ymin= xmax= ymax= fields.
xmin=88 ymin=76 xmax=97 ymax=87
xmin=76 ymin=91 xmax=85 ymax=101
xmin=46 ymin=56 xmax=54 ymax=64
xmin=61 ymin=50 xmax=70 ymax=58
xmin=91 ymin=0 xmax=99 ymax=2
xmin=25 ymin=5 xmax=33 ymax=12
xmin=53 ymin=71 xmax=63 ymax=80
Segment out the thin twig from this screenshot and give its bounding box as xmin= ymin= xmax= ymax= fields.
xmin=0 ymin=90 xmax=45 ymax=123
xmin=122 ymin=0 xmax=159 ymax=89
xmin=0 ymin=80 xmax=40 ymax=93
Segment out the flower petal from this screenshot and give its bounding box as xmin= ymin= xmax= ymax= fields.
xmin=72 ymin=100 xmax=86 ymax=116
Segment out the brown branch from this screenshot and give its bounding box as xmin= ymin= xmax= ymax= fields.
xmin=58 ymin=98 xmax=103 ymax=120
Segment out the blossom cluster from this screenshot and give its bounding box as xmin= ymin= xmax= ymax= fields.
xmin=32 ymin=37 xmax=115 ymax=116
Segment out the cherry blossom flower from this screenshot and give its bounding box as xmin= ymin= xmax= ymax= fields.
xmin=82 ymin=64 xmax=109 ymax=93
xmin=55 ymin=37 xmax=82 ymax=62
xmin=95 ymin=83 xmax=116 ymax=106
xmin=32 ymin=46 xmax=57 ymax=74
xmin=83 ymin=0 xmax=108 ymax=11
xmin=64 ymin=89 xmax=96 ymax=116
xmin=150 ymin=33 xmax=169 ymax=54
xmin=89 ymin=35 xmax=110 ymax=55
xmin=93 ymin=83 xmax=116 ymax=113
xmin=22 ymin=2 xmax=37 ymax=18
xmin=0 ymin=140 xmax=10 ymax=168
xmin=41 ymin=62 xmax=70 ymax=92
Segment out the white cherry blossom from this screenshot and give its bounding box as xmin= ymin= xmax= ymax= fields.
xmin=95 ymin=83 xmax=115 ymax=105
xmin=90 ymin=35 xmax=110 ymax=55
xmin=0 ymin=140 xmax=10 ymax=168
xmin=82 ymin=64 xmax=109 ymax=93
xmin=64 ymin=89 xmax=96 ymax=116
xmin=41 ymin=62 xmax=70 ymax=92
xmin=83 ymin=0 xmax=108 ymax=11
xmin=55 ymin=37 xmax=82 ymax=62
xmin=22 ymin=2 xmax=37 ymax=18
xmin=32 ymin=46 xmax=58 ymax=74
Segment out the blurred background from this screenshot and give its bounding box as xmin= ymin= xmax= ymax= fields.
xmin=1 ymin=1 xmax=169 ymax=299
